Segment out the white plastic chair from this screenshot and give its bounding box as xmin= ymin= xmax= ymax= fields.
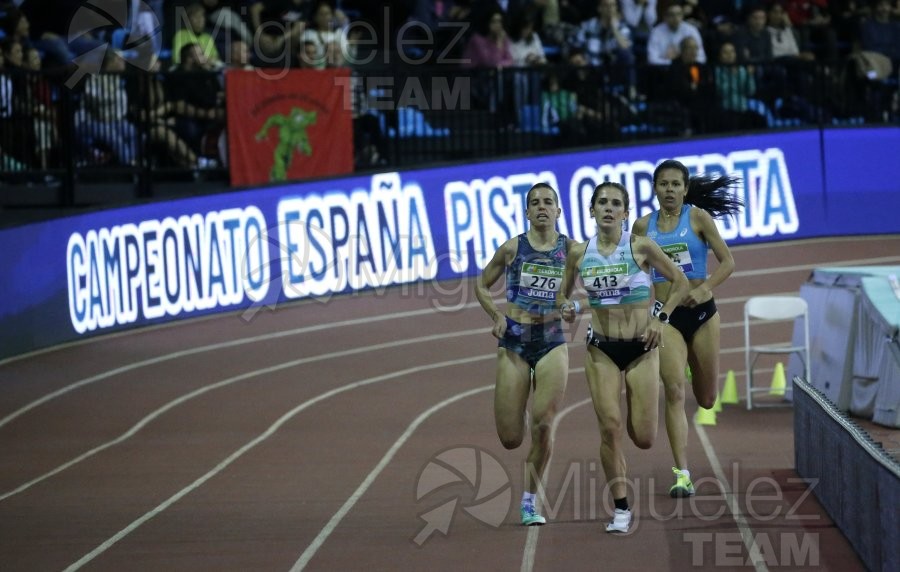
xmin=744 ymin=296 xmax=810 ymax=410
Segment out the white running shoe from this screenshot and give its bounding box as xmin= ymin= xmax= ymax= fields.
xmin=605 ymin=508 xmax=632 ymax=533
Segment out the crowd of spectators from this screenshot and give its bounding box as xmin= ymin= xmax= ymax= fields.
xmin=0 ymin=0 xmax=899 ymax=178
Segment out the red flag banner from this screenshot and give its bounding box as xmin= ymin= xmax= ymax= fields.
xmin=226 ymin=68 xmax=353 ymax=187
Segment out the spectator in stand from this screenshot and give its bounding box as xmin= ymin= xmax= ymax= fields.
xmin=126 ymin=59 xmax=200 ymax=169
xmin=661 ymin=35 xmax=714 ymax=134
xmin=714 ymin=41 xmax=767 ymax=130
xmin=859 ymin=0 xmax=900 ymax=68
xmin=22 ymin=46 xmax=57 ymax=170
xmin=509 ymin=9 xmax=546 ymax=111
xmin=2 ymin=37 xmax=45 ymax=165
xmin=783 ymin=0 xmax=839 ymax=61
xmin=621 ymin=0 xmax=657 ymax=54
xmin=621 ymin=0 xmax=658 ymax=36
xmin=647 ymin=3 xmax=707 ymax=65
xmin=463 ymin=7 xmax=514 ymax=68
xmin=249 ymin=0 xmax=309 ymax=65
xmin=294 ymin=39 xmax=325 ymax=69
xmin=76 ymin=50 xmax=139 ymax=166
xmin=168 ymin=42 xmax=226 ymax=167
xmin=13 ymin=3 xmax=106 ymax=69
xmin=682 ymin=0 xmax=710 ymax=30
xmin=541 ymin=70 xmax=579 ymax=143
xmin=734 ymin=5 xmax=774 ymax=63
xmin=227 ymin=39 xmax=256 ymax=69
xmin=0 ymin=38 xmax=28 ymax=172
xmin=172 ymin=3 xmax=224 ymax=67
xmin=561 ymin=47 xmax=620 ymax=142
xmin=201 ymin=0 xmax=255 ymax=45
xmin=574 ymin=0 xmax=636 ymax=90
xmin=510 ymin=10 xmax=547 ymax=67
xmin=767 ymin=1 xmax=816 ymax=61
xmin=301 ymin=1 xmax=349 ymax=67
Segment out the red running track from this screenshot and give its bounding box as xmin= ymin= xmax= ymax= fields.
xmin=1 ymin=235 xmax=898 ymax=571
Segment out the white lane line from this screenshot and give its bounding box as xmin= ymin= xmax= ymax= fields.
xmin=732 ymin=234 xmax=896 ymax=251
xmin=522 ymin=391 xmax=592 ymax=572
xmin=730 ymin=255 xmax=900 ymax=278
xmin=0 ymin=302 xmax=489 ymax=429
xmin=289 ymin=384 xmax=496 ymax=571
xmin=63 ymin=355 xmax=494 ymax=571
xmin=694 ymin=420 xmax=769 ymax=572
xmin=0 ymin=329 xmax=488 ymax=502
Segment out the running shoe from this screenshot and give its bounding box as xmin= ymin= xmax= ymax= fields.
xmin=605 ymin=508 xmax=632 ymax=533
xmin=669 ymin=467 xmax=695 ymax=498
xmin=520 ymin=503 xmax=546 ymax=526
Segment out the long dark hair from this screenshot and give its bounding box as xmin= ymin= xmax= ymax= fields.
xmin=654 ymin=160 xmax=743 ymax=219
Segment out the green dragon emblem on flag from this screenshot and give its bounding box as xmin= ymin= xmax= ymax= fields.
xmin=255 ymin=107 xmax=318 ymax=182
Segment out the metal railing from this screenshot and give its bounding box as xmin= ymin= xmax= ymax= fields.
xmin=0 ymin=61 xmax=897 ymax=205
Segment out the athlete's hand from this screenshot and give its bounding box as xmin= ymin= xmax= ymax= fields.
xmin=642 ymin=320 xmax=665 ymax=350
xmin=491 ymin=314 xmax=507 ymax=339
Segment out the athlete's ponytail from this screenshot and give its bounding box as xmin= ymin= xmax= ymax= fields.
xmin=685 ymin=174 xmax=743 ymax=219
xmin=654 ymin=159 xmax=743 ymax=219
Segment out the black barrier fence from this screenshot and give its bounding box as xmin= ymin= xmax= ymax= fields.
xmin=0 ymin=61 xmax=897 ymax=205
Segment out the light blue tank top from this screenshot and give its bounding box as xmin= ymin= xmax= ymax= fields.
xmin=646 ymin=204 xmax=709 ymax=283
xmin=579 ymin=231 xmax=652 ymax=307
xmin=506 ymin=233 xmax=569 ymax=314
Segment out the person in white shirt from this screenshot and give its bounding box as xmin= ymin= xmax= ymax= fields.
xmin=510 ymin=13 xmax=547 ymax=67
xmin=621 ymin=0 xmax=657 ymax=35
xmin=646 ymin=3 xmax=706 ymax=65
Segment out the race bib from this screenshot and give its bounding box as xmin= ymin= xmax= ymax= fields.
xmin=517 ymin=262 xmax=562 ymax=302
xmin=653 ymin=242 xmax=694 ymax=280
xmin=582 ymin=263 xmax=630 ymax=303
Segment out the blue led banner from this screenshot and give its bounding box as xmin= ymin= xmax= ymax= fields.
xmin=1 ymin=128 xmax=898 ymax=359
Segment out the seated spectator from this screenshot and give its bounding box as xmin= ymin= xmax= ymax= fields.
xmin=11 ymin=4 xmax=105 ymax=69
xmin=0 ymin=40 xmax=27 ymax=172
xmin=561 ymin=47 xmax=622 ymax=143
xmin=301 ymin=1 xmax=349 ymax=68
xmin=202 ymin=0 xmax=254 ymax=45
xmin=733 ymin=5 xmax=774 ymax=63
xmin=226 ymin=39 xmax=255 ymax=70
xmin=540 ymin=71 xmax=580 ymax=144
xmin=657 ymin=36 xmax=715 ymax=134
xmin=509 ymin=10 xmax=547 ymax=67
xmin=621 ymin=0 xmax=658 ymax=37
xmin=714 ymin=41 xmax=767 ymax=130
xmin=646 ymin=3 xmax=707 ymax=65
xmin=126 ymin=60 xmax=200 ymax=169
xmin=1 ymin=37 xmax=41 ymax=165
xmin=294 ymin=40 xmax=326 ymax=69
xmin=75 ymin=50 xmax=139 ymax=166
xmin=22 ymin=46 xmax=57 ymax=170
xmin=172 ymin=3 xmax=223 ymax=67
xmin=767 ymin=1 xmax=816 ymax=61
xmin=783 ymin=0 xmax=839 ymax=61
xmin=574 ymin=0 xmax=636 ymax=88
xmin=509 ymin=8 xmax=546 ymax=110
xmin=462 ymin=7 xmax=513 ymax=68
xmin=859 ymin=0 xmax=900 ymax=69
xmin=168 ymin=42 xmax=227 ymax=167
xmin=249 ymin=0 xmax=309 ymax=65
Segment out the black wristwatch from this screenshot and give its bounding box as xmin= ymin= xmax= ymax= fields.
xmin=658 ymin=311 xmax=670 ymax=324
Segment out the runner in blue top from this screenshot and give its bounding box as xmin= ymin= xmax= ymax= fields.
xmin=556 ymin=181 xmax=689 ymax=534
xmin=475 ymin=183 xmax=576 ymax=526
xmin=632 ymin=159 xmax=743 ymax=498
